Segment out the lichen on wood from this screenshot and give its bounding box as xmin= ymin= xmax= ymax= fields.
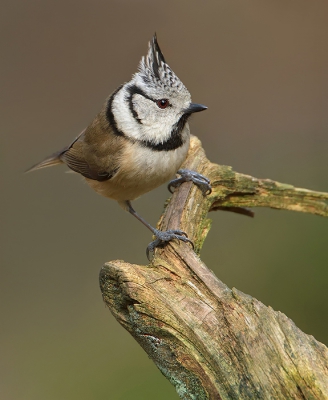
xmin=99 ymin=136 xmax=328 ymax=399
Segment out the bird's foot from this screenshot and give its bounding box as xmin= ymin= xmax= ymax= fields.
xmin=168 ymin=169 xmax=212 ymax=195
xmin=146 ymin=229 xmax=194 ymax=260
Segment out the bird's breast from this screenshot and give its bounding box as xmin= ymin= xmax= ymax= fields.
xmin=119 ymin=137 xmax=190 ymax=193
xmin=86 ymin=135 xmax=190 ymax=202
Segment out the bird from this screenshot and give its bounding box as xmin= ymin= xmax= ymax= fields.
xmin=27 ymin=34 xmax=211 ymax=259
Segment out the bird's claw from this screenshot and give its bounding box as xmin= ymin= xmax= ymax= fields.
xmin=146 ymin=229 xmax=194 ymax=260
xmin=168 ymin=169 xmax=212 ymax=195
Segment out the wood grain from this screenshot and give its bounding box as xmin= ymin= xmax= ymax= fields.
xmin=100 ymin=136 xmax=328 ymax=399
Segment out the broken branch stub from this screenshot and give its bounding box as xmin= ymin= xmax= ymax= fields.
xmin=100 ymin=136 xmax=328 ymax=399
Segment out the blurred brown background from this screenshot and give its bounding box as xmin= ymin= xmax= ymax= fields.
xmin=1 ymin=1 xmax=328 ymax=399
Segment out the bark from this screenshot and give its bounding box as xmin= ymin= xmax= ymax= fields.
xmin=99 ymin=136 xmax=328 ymax=399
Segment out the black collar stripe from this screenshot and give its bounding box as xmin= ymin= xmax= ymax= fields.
xmin=106 ymin=85 xmax=125 ymax=136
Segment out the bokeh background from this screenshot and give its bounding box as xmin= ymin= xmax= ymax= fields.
xmin=1 ymin=1 xmax=328 ymax=399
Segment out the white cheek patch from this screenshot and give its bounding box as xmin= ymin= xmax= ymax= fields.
xmin=133 ymin=96 xmax=157 ymax=125
xmin=112 ymin=85 xmax=179 ymax=145
xmin=112 ymin=87 xmax=141 ymax=141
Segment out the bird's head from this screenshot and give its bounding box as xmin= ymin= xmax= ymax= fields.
xmin=110 ymin=34 xmax=207 ymax=146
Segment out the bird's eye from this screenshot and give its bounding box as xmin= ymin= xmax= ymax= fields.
xmin=156 ymin=99 xmax=169 ymax=109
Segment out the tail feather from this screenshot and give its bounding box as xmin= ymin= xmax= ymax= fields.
xmin=25 ymin=149 xmax=66 ymax=173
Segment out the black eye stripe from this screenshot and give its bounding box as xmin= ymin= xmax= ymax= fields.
xmin=126 ymin=85 xmax=170 ymax=106
xmin=126 ymin=85 xmax=157 ymax=124
xmin=125 ymin=85 xmax=172 ymax=125
xmin=126 ymin=84 xmax=154 ymax=102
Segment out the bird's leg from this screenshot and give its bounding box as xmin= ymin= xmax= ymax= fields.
xmin=168 ymin=169 xmax=212 ymax=195
xmin=125 ymin=201 xmax=193 ymax=260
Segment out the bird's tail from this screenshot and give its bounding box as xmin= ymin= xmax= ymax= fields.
xmin=25 ymin=148 xmax=66 ymax=173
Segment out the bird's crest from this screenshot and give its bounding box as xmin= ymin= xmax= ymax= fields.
xmin=137 ymin=34 xmax=186 ymax=93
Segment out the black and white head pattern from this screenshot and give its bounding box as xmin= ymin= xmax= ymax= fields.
xmin=108 ymin=34 xmax=192 ymax=150
xmin=136 ymin=34 xmax=187 ymax=96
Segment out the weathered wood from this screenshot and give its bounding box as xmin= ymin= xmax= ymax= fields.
xmin=99 ymin=136 xmax=328 ymax=399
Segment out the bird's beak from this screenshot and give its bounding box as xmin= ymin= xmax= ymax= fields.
xmin=185 ymin=103 xmax=208 ymax=114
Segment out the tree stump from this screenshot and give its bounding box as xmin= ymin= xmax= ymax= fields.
xmin=100 ymin=136 xmax=328 ymax=399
